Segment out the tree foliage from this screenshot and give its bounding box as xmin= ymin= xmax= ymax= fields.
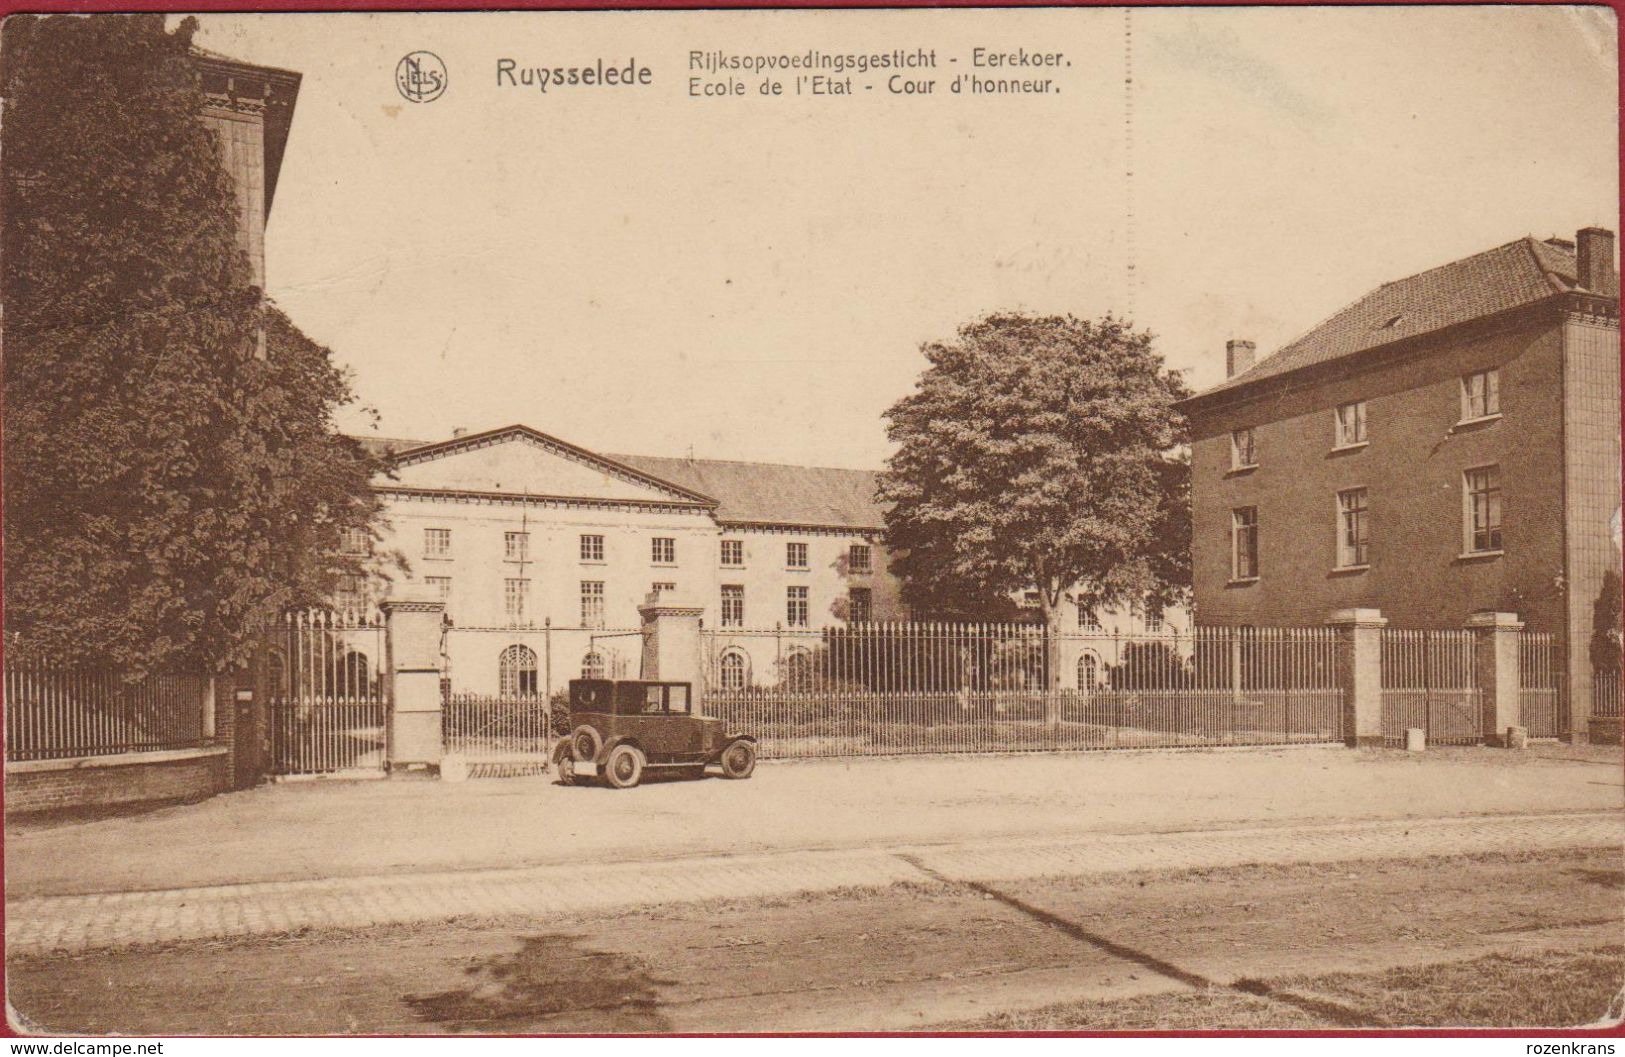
xmin=877 ymin=312 xmax=1192 ymax=627
xmin=2 ymin=14 xmax=386 ymax=675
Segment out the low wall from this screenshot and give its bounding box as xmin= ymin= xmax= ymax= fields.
xmin=1587 ymin=715 xmax=1622 ymax=746
xmin=5 ymin=746 xmax=230 ymax=816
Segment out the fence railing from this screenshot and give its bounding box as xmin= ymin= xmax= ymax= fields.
xmin=703 ymin=624 xmax=1344 ymax=759
xmin=442 ymin=692 xmax=556 ymax=776
xmin=262 ymin=608 xmax=388 ymax=775
xmin=4 ymin=661 xmax=208 ymax=762
xmin=1594 ymin=668 xmax=1623 ymax=719
xmin=1380 ymin=628 xmax=1483 ymax=746
xmin=1519 ymin=632 xmax=1565 ymax=739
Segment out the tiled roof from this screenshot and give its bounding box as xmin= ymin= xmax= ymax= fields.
xmin=1197 ymin=236 xmax=1582 ymax=400
xmin=353 ymin=429 xmax=887 ymax=530
xmin=608 ymin=453 xmax=887 ymax=530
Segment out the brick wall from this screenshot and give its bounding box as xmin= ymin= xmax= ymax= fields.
xmin=5 ymin=749 xmax=229 ymax=817
xmin=1186 ymin=316 xmax=1567 ymax=633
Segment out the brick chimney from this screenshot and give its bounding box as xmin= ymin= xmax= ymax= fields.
xmin=1226 ymin=339 xmax=1256 ymax=379
xmin=1576 ymin=227 xmax=1617 ymax=297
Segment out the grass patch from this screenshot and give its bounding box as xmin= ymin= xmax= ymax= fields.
xmin=942 ymin=946 xmax=1625 ymax=1031
xmin=1276 ymin=945 xmax=1625 ymax=1029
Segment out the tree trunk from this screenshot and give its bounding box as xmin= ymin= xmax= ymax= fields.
xmin=1042 ymin=597 xmax=1063 ymax=728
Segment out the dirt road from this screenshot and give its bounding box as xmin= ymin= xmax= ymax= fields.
xmin=12 ymin=847 xmax=1622 ymax=1034
xmin=9 ymin=745 xmax=1620 ymax=898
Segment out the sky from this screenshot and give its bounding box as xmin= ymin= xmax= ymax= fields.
xmin=194 ymin=7 xmax=1619 ymax=470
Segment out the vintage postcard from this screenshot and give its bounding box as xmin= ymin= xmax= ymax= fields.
xmin=2 ymin=4 xmax=1621 ymax=1040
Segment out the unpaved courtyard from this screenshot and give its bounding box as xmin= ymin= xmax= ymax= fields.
xmin=10 ymin=847 xmax=1623 ymax=1034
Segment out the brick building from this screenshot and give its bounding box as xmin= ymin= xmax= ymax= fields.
xmin=1179 ymin=228 xmax=1621 ymax=734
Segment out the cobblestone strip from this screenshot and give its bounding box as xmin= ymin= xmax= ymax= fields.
xmin=7 ymin=811 xmax=1618 ymax=956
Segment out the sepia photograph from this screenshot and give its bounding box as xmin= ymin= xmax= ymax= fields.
xmin=1 ymin=3 xmax=1621 ymax=1039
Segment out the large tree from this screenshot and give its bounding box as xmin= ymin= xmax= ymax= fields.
xmin=2 ymin=14 xmax=386 ymax=676
xmin=878 ymin=312 xmax=1191 ymax=679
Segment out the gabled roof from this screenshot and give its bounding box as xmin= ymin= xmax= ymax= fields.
xmin=383 ymin=425 xmax=719 ymax=507
xmin=608 ymin=454 xmax=887 ymax=530
xmin=356 ymin=425 xmax=889 ymax=530
xmin=1192 ymin=236 xmax=1586 ymax=404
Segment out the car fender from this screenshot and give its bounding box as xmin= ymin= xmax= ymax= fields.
xmin=600 ymin=734 xmax=644 ymax=762
xmin=709 ymin=733 xmax=756 ymax=760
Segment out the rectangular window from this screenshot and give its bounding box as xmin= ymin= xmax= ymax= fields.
xmin=580 ymin=534 xmax=605 ymax=562
xmin=787 ymin=542 xmax=809 ymax=569
xmin=1232 ymin=507 xmax=1259 ymax=581
xmin=1335 ymin=401 xmax=1367 ymax=447
xmin=335 ymin=573 xmax=367 ymax=609
xmin=504 ymin=578 xmax=531 ymax=626
xmin=848 ymin=544 xmax=873 ymax=574
xmin=1462 ymin=369 xmax=1501 ymax=421
xmin=425 ymin=576 xmax=452 ymax=601
xmin=580 ymin=581 xmax=605 ymax=628
xmin=652 ymin=581 xmax=676 ymax=597
xmin=1465 ymin=466 xmax=1503 ymax=553
xmin=504 ymin=531 xmax=530 ymax=563
xmin=1077 ymin=604 xmax=1102 ymax=631
xmin=720 ymin=585 xmax=744 ymax=627
xmin=340 ymin=527 xmax=370 ymax=556
xmin=423 ymin=527 xmax=451 ymax=559
xmin=1231 ymin=428 xmax=1256 ymax=469
xmin=1142 ymin=599 xmax=1164 ymax=633
xmin=848 ymin=587 xmax=873 ymax=622
xmin=651 ymin=537 xmax=676 ymax=564
xmin=720 ymin=539 xmax=744 ymax=567
xmin=1337 ymin=488 xmax=1370 ymax=567
xmin=787 ymin=586 xmax=809 ymax=627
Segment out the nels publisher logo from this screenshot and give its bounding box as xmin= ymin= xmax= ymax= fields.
xmin=396 ymin=51 xmax=447 ymax=103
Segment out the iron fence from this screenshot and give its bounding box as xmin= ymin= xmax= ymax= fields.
xmin=442 ymin=693 xmax=557 ymax=777
xmin=4 ymin=659 xmax=208 ymax=761
xmin=1380 ymin=628 xmax=1482 ymax=745
xmin=702 ymin=624 xmax=1344 ymax=759
xmin=1594 ymin=668 xmax=1622 ymax=719
xmin=263 ymin=608 xmax=388 ymax=775
xmin=1518 ymin=632 xmax=1565 ymax=739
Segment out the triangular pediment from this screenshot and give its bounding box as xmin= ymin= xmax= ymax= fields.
xmin=383 ymin=426 xmax=716 ymax=506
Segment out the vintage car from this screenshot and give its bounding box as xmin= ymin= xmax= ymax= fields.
xmin=550 ymin=678 xmax=757 ymax=789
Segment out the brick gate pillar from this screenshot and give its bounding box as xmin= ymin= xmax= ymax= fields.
xmin=1327 ymin=608 xmax=1387 ymax=748
xmin=382 ymin=592 xmax=446 ymax=772
xmin=1467 ymin=610 xmax=1524 ymax=747
xmin=639 ymin=592 xmax=705 ymax=704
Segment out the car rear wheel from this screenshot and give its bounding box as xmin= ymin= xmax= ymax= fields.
xmin=571 ymin=725 xmax=603 ymax=764
xmin=551 ymin=741 xmax=576 ymax=786
xmin=719 ymin=739 xmax=756 ymax=780
xmin=603 ymin=744 xmax=645 ymax=789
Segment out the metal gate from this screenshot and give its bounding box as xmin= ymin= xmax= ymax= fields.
xmin=1519 ymin=632 xmax=1566 ymax=739
xmin=263 ymin=609 xmax=388 ymax=776
xmin=1380 ymin=628 xmax=1483 ymax=745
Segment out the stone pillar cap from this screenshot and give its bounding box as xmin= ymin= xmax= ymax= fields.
xmin=381 ymin=584 xmax=445 ymax=612
xmin=1465 ymin=610 xmax=1525 ymax=629
xmin=1324 ymin=607 xmax=1388 ymax=627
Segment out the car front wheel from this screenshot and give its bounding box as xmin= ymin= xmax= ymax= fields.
xmin=719 ymin=739 xmax=756 ymax=780
xmin=551 ymin=741 xmax=576 ymax=786
xmin=603 ymin=743 xmax=645 ymax=789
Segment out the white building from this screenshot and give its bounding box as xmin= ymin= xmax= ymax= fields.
xmin=345 ymin=423 xmax=1188 ymax=696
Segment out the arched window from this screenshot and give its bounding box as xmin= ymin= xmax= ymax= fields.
xmin=582 ymin=650 xmax=606 ymax=680
xmin=499 ymin=644 xmax=538 ymax=696
xmin=1077 ymin=652 xmax=1101 ymax=691
xmin=719 ymin=650 xmax=749 ymax=691
xmin=783 ymin=647 xmax=813 ymax=690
